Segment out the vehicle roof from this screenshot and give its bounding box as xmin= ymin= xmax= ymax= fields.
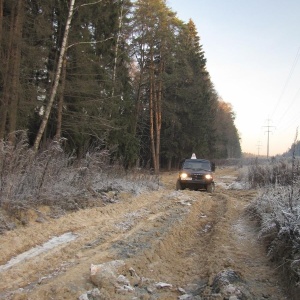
xmin=184 ymin=158 xmax=211 ymax=162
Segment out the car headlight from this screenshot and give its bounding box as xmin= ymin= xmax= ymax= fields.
xmin=180 ymin=173 xmax=188 ymax=179
xmin=205 ymin=174 xmax=213 ymax=180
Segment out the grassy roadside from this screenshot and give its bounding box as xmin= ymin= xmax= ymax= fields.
xmin=0 ymin=135 xmax=159 ymax=234
xmin=243 ymin=158 xmax=300 ymax=299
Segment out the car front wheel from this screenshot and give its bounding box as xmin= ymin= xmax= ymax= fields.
xmin=176 ymin=180 xmax=183 ymax=190
xmin=206 ymin=183 xmax=215 ymax=193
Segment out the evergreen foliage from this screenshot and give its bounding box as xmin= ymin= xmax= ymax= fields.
xmin=0 ymin=0 xmax=241 ymax=170
xmin=215 ymin=100 xmax=242 ymax=158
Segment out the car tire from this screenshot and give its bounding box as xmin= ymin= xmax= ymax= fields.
xmin=206 ymin=183 xmax=215 ymax=193
xmin=176 ymin=180 xmax=183 ymax=190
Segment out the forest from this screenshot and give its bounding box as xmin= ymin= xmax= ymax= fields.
xmin=0 ymin=0 xmax=241 ymax=172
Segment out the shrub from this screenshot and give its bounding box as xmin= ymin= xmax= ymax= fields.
xmin=246 ymin=159 xmax=300 ymax=297
xmin=0 ymin=133 xmax=159 ymax=229
xmin=246 ymin=158 xmax=300 ymax=188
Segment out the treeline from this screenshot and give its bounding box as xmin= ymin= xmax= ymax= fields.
xmin=283 ymin=141 xmax=300 ymax=157
xmin=0 ymin=0 xmax=241 ymax=172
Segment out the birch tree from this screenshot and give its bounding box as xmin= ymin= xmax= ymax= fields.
xmin=33 ymin=0 xmax=75 ymax=152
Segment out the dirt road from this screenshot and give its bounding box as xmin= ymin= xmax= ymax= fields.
xmin=0 ymin=168 xmax=288 ymax=299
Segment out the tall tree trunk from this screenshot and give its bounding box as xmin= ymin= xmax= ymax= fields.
xmin=8 ymin=0 xmax=24 ymax=144
xmin=0 ymin=0 xmax=6 ymax=139
xmin=149 ymin=47 xmax=158 ymax=173
xmin=133 ymin=76 xmax=142 ymax=135
xmin=0 ymin=1 xmax=13 ymax=139
xmin=33 ymin=0 xmax=75 ymax=152
xmin=154 ymin=55 xmax=163 ymax=173
xmin=133 ymin=40 xmax=146 ymax=136
xmin=0 ymin=0 xmax=3 ymax=47
xmin=55 ymin=54 xmax=67 ymax=140
xmin=0 ymin=1 xmax=23 ymax=142
xmin=112 ymin=1 xmax=124 ymax=97
xmin=167 ymin=158 xmax=172 ymax=171
xmin=149 ymin=47 xmax=164 ymax=175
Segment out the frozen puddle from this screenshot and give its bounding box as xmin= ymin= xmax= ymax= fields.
xmin=0 ymin=232 xmax=77 ymax=272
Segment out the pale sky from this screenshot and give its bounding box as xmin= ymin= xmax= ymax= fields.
xmin=167 ymin=0 xmax=300 ymax=156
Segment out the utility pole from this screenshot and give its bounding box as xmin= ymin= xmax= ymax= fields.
xmin=256 ymin=140 xmax=262 ymax=156
xmin=262 ymin=119 xmax=276 ymax=158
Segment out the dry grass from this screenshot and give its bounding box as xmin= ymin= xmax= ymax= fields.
xmin=245 ymin=158 xmax=300 ymax=298
xmin=0 ymin=133 xmax=159 ymax=232
xmin=246 ymin=158 xmax=300 ymax=188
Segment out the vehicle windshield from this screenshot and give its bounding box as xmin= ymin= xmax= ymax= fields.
xmin=183 ymin=161 xmax=211 ymax=171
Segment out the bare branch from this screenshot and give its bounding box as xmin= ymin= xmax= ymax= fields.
xmin=75 ymin=1 xmax=102 ymax=10
xmin=67 ymin=37 xmax=114 ymax=49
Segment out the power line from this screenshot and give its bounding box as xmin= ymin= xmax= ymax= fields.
xmin=276 ymin=85 xmax=300 ymax=128
xmin=277 ymin=112 xmax=300 ymax=136
xmin=270 ymin=46 xmax=300 ymax=119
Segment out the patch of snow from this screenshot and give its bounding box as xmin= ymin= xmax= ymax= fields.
xmin=166 ymin=191 xmax=182 ymax=198
xmin=216 ymin=180 xmax=249 ymax=190
xmin=155 ymin=282 xmax=173 ymax=289
xmin=227 ymin=181 xmax=249 ymax=190
xmin=178 ymin=287 xmax=187 ymax=293
xmin=202 ymin=223 xmax=212 ymax=233
xmin=0 ymin=232 xmax=77 ymax=272
xmin=179 ymin=200 xmax=192 ymax=206
xmin=219 ymin=175 xmax=238 ymax=179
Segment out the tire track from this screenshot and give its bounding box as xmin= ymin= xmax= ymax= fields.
xmin=0 ymin=170 xmax=289 ymax=299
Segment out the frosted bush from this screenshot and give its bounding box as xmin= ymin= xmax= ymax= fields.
xmin=0 ymin=135 xmax=159 ymax=218
xmin=248 ymin=180 xmax=300 ymax=288
xmin=246 ymin=158 xmax=300 ymax=188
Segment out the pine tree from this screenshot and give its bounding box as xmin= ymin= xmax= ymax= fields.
xmin=160 ymin=18 xmax=219 ymax=167
xmin=132 ymin=0 xmax=178 ymax=173
xmin=0 ymin=0 xmax=241 ymax=166
xmin=215 ymin=100 xmax=241 ymax=158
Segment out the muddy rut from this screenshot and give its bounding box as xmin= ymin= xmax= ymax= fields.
xmin=0 ymin=168 xmax=288 ymax=299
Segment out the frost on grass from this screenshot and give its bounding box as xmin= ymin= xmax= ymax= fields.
xmin=0 ymin=135 xmax=160 ymax=230
xmin=244 ymin=158 xmax=300 ymax=296
xmin=246 ymin=158 xmax=300 ymax=188
xmin=218 ymin=181 xmax=250 ymax=190
xmin=247 ymin=180 xmax=300 ymax=292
